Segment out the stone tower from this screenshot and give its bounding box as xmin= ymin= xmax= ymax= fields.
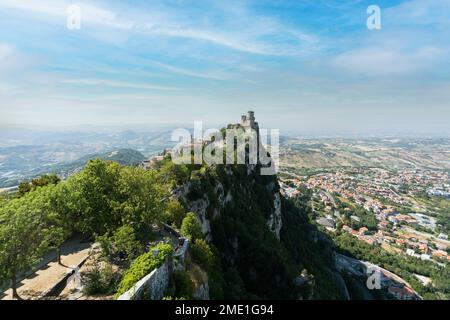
xmin=238 ymin=111 xmax=260 ymax=163
xmin=241 ymin=110 xmax=259 ymax=131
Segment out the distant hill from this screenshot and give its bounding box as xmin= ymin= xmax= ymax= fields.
xmin=0 ymin=148 xmax=146 ymax=187
xmin=280 ymin=137 xmax=450 ymax=170
xmin=42 ymin=148 xmax=147 ymax=180
xmin=0 ymin=127 xmax=174 ymax=188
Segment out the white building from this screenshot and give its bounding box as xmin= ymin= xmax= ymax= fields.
xmin=438 ymin=233 xmax=448 ymax=240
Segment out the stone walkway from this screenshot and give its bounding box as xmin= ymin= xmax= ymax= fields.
xmin=0 ymin=237 xmax=92 ymax=300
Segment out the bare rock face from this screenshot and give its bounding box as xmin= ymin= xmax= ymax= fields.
xmin=224 ymin=190 xmax=233 ymax=204
xmin=188 ymin=196 xmax=212 ymax=241
xmin=267 ymin=192 xmax=282 ymax=239
xmin=215 ymin=182 xmax=225 ymax=206
xmin=193 ymin=283 xmax=210 ymax=300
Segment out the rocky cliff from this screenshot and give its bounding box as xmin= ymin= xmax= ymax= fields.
xmin=172 ymin=162 xmax=351 ymax=299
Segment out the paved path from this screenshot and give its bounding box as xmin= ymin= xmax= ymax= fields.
xmin=0 ymin=237 xmax=92 ymax=300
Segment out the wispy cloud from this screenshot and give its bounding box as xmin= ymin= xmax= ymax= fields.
xmin=0 ymin=0 xmax=133 ymax=29
xmin=384 ymin=0 xmax=450 ymax=26
xmin=145 ymin=25 xmax=276 ymax=55
xmin=331 ymin=46 xmax=445 ymax=76
xmin=1 ymin=0 xmax=450 ymax=133
xmin=0 ymin=82 xmax=21 ymax=94
xmin=150 ymin=61 xmax=232 ymax=81
xmin=60 ymin=79 xmax=180 ymax=91
xmin=0 ymin=43 xmax=13 ymax=60
xmin=0 ymin=0 xmax=319 ymax=56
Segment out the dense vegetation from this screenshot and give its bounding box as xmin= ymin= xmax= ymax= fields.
xmin=5 ymin=152 xmax=438 ymax=301
xmin=0 ymin=159 xmax=170 ymax=298
xmin=183 ymin=163 xmax=349 ymax=299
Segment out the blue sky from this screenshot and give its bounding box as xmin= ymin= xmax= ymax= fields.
xmin=0 ymin=0 xmax=449 ymax=135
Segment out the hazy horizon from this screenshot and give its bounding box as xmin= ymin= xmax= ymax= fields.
xmin=1 ymin=122 xmax=449 ymax=140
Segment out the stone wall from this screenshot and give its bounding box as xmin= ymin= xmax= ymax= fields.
xmin=117 ymin=232 xmax=190 ymax=300
xmin=117 ymin=259 xmax=171 ymax=300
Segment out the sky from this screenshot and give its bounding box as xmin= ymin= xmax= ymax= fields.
xmin=0 ymin=0 xmax=449 ymax=135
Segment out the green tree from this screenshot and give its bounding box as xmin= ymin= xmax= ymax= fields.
xmin=17 ymin=174 xmax=60 ymax=197
xmin=181 ymin=212 xmax=203 ymax=241
xmin=0 ymin=190 xmax=52 ymax=299
xmin=157 ymin=161 xmax=190 ymax=188
xmin=97 ymin=225 xmax=143 ymax=265
xmin=17 ymin=182 xmax=32 ymax=197
xmin=31 ymin=174 xmax=60 ymax=188
xmin=165 ymin=199 xmax=186 ymax=228
xmin=172 ymin=270 xmax=193 ymax=299
xmin=47 ymin=183 xmax=78 ymax=264
xmin=114 ymin=166 xmax=165 ymax=229
xmin=66 ymin=159 xmax=165 ymax=235
xmin=190 ymin=238 xmax=214 ymax=270
xmin=65 ymin=159 xmax=122 ymax=234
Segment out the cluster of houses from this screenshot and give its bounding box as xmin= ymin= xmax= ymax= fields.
xmin=428 ymin=188 xmax=450 ymax=198
xmin=399 ymin=232 xmax=449 ymax=262
xmin=339 ymin=222 xmax=450 ymax=263
xmin=341 ymin=225 xmax=378 ymax=245
xmin=280 ymin=172 xmax=450 ymax=263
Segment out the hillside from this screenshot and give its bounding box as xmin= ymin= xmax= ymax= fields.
xmin=166 ymin=161 xmax=354 ymax=299
xmin=54 ymin=148 xmax=146 ymax=174
xmin=281 ymin=137 xmax=450 ymax=170
xmin=0 ymin=148 xmax=146 ymax=187
xmin=0 ymin=153 xmax=394 ymax=300
xmin=0 ymin=128 xmax=173 ymax=188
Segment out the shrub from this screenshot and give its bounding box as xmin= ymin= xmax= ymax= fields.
xmin=165 ymin=199 xmax=186 ymax=228
xmin=115 ymin=243 xmax=173 ymax=297
xmin=157 ymin=161 xmax=190 ymax=187
xmin=97 ymin=225 xmax=143 ymax=265
xmin=82 ymin=263 xmax=118 ymax=295
xmin=180 ymin=212 xmax=203 ymax=241
xmin=112 ymin=225 xmax=143 ymax=261
xmin=190 ymin=239 xmax=214 ymax=270
xmin=173 ymin=270 xmax=193 ymax=299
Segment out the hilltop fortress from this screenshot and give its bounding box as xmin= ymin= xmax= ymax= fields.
xmin=144 ymin=111 xmax=278 ymax=175
xmin=227 ymin=110 xmax=261 ymax=163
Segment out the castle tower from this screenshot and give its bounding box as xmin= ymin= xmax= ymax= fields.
xmin=241 ymin=110 xmax=259 ymax=131
xmin=237 ymin=111 xmax=260 ymax=163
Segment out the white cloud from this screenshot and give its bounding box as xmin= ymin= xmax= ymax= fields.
xmin=60 ymin=78 xmax=180 ymax=91
xmin=0 ymin=82 xmax=20 ymax=94
xmin=0 ymin=0 xmax=133 ymax=29
xmin=0 ymin=0 xmax=319 ymax=56
xmin=331 ymin=44 xmax=445 ymax=76
xmin=142 ymin=8 xmax=321 ymax=56
xmin=384 ymin=0 xmax=450 ymax=26
xmin=151 ymin=61 xmax=232 ymax=81
xmin=145 ymin=25 xmax=272 ymax=55
xmin=0 ymin=43 xmax=13 ymax=60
